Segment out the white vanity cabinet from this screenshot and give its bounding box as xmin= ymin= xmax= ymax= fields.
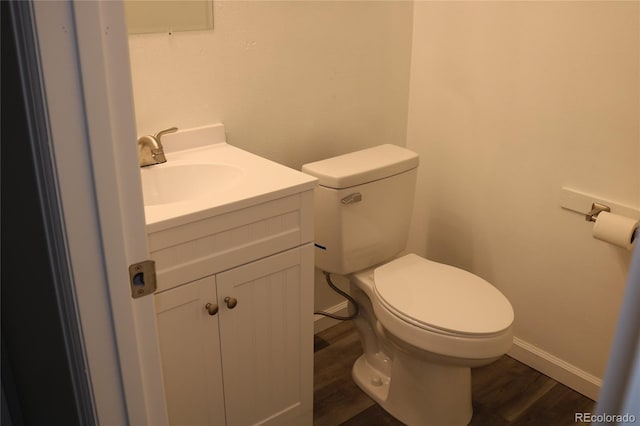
xmin=149 ymin=189 xmax=315 ymax=426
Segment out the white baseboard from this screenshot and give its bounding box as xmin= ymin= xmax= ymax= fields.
xmin=313 ymin=301 xmax=350 ymax=334
xmin=508 ymin=337 xmax=602 ymax=401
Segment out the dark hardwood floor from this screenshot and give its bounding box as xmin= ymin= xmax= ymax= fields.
xmin=313 ymin=321 xmax=595 ymax=426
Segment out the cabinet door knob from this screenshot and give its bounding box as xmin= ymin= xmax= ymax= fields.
xmin=205 ymin=303 xmax=219 ymax=316
xmin=224 ymin=296 xmax=238 ymax=309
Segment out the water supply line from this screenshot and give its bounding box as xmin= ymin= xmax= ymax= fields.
xmin=314 ymin=271 xmax=359 ymax=321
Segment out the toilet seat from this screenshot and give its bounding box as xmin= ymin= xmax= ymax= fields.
xmin=373 ymin=254 xmax=513 ymax=337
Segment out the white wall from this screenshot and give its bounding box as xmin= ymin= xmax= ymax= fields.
xmin=128 ymin=0 xmax=413 ymax=171
xmin=406 ymin=1 xmax=639 ymax=397
xmin=127 ymin=1 xmax=413 ymax=319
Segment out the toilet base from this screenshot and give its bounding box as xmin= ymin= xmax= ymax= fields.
xmin=352 ymin=352 xmax=473 ymax=426
xmin=352 ymin=354 xmax=391 ymax=405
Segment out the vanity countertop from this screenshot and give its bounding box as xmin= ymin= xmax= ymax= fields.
xmin=141 ymin=124 xmax=317 ymax=233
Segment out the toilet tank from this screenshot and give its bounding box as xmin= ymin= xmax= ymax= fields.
xmin=302 ymin=144 xmax=419 ymax=275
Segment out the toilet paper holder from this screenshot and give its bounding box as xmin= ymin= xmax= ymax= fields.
xmin=585 ymin=202 xmax=611 ymax=222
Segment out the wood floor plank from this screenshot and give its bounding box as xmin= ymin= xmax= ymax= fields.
xmin=472 ymin=356 xmax=557 ymax=421
xmin=468 ymin=402 xmax=511 ymax=426
xmin=315 ymin=335 xmax=330 ymax=352
xmin=317 ymin=320 xmax=359 ymax=345
xmin=313 ymin=321 xmax=595 ymax=426
xmin=512 ymin=382 xmax=595 ymax=426
xmin=314 ymin=325 xmax=375 ymax=426
xmin=340 ymin=404 xmax=404 ymax=426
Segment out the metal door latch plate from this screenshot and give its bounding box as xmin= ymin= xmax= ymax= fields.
xmin=129 ymin=260 xmax=157 ymax=298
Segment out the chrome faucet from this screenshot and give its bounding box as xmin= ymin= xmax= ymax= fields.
xmin=137 ymin=127 xmax=178 ymax=167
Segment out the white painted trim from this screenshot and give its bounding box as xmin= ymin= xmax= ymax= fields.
xmin=509 ymin=337 xmax=602 ymax=401
xmin=31 ymin=1 xmax=168 ymax=424
xmin=314 ymin=301 xmax=350 ymax=334
xmin=71 ymin=2 xmax=168 ymax=425
xmin=32 ymin=3 xmax=128 ymax=423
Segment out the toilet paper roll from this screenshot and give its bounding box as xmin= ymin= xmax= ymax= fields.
xmin=592 ymin=211 xmax=639 ymax=250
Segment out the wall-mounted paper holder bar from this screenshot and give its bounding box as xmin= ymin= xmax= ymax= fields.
xmin=585 ymin=203 xmax=610 ymax=222
xmin=559 ymin=187 xmax=640 ymax=221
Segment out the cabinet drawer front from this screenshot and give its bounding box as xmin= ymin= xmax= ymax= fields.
xmin=149 ymin=191 xmax=313 ymax=293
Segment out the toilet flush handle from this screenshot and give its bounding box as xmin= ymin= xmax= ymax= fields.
xmin=341 ymin=193 xmax=362 ymax=205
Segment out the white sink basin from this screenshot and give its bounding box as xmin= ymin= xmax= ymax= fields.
xmin=140 ymin=163 xmax=243 ymax=206
xmin=138 ymin=127 xmax=317 ymax=233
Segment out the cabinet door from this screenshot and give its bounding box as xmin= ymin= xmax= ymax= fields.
xmin=217 ymin=244 xmax=314 ymax=426
xmin=155 ymin=276 xmax=226 ymax=426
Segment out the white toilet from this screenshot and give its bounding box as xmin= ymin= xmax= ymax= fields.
xmin=302 ymin=145 xmax=514 ymax=426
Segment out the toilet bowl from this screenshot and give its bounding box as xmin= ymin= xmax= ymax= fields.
xmin=346 ymin=254 xmax=513 ymax=425
xmin=301 ymin=145 xmax=514 ymax=425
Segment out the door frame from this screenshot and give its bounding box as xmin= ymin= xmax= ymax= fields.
xmin=17 ymin=1 xmax=168 ymax=424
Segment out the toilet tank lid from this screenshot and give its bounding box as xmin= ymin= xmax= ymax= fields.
xmin=301 ymin=144 xmax=419 ymax=189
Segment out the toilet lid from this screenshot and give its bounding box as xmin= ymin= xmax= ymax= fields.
xmin=373 ymin=254 xmax=514 ymax=336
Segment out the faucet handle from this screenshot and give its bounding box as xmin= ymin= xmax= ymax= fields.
xmin=137 ymin=127 xmax=177 ymax=167
xmin=154 ymin=127 xmax=178 ymax=144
